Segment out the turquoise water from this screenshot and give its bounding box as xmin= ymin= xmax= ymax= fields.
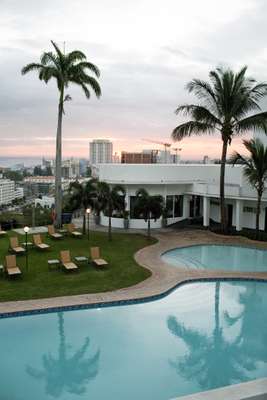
xmin=0 ymin=281 xmax=267 ymax=399
xmin=162 ymin=245 xmax=267 ymax=272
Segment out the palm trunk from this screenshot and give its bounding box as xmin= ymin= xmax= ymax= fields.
xmin=256 ymin=191 xmax=262 ymax=240
xmin=82 ymin=211 xmax=86 ymax=235
xmin=55 ymin=89 xmax=64 ymax=228
xmin=108 ymin=204 xmax=112 ymax=241
xmin=215 ymin=282 xmax=220 ymax=332
xmin=147 ymin=217 xmax=151 ymax=239
xmin=220 ymin=139 xmax=228 ymax=233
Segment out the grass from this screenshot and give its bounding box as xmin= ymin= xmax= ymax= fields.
xmin=0 ymin=230 xmax=155 ymax=302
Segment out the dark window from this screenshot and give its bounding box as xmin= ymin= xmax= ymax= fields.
xmin=174 ymin=195 xmax=183 ymax=217
xmin=130 ymin=196 xmax=142 ymax=219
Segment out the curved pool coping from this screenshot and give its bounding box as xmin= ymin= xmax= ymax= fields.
xmin=0 ymin=230 xmax=267 ymax=317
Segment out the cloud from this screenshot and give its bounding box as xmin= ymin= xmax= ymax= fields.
xmin=0 ymin=0 xmax=266 ymax=160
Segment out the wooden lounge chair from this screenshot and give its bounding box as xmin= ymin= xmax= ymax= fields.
xmin=48 ymin=225 xmax=63 ymax=239
xmin=90 ymin=247 xmax=108 ymax=267
xmin=5 ymin=255 xmax=22 ymax=277
xmin=60 ymin=250 xmax=78 ymax=271
xmin=9 ymin=237 xmax=25 ymax=254
xmin=33 ymin=234 xmax=50 ymax=250
xmin=0 ymin=224 xmax=7 ymax=237
xmin=67 ymin=223 xmax=82 ymax=237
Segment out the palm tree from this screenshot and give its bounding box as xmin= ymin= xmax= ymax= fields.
xmin=134 ymin=189 xmax=163 ymax=238
xmin=172 ymin=66 xmax=267 ymax=232
xmin=67 ymin=178 xmax=98 ymax=234
xmin=230 ymin=138 xmax=267 ymax=239
xmin=26 ymin=313 xmax=100 ymax=398
xmin=21 ymin=41 xmax=101 ymax=228
xmin=96 ymin=182 xmax=126 ymax=240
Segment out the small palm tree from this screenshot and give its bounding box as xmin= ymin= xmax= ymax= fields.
xmin=21 ymin=41 xmax=101 ymax=227
xmin=96 ymin=182 xmax=126 ymax=240
xmin=67 ymin=179 xmax=98 ymax=234
xmin=134 ymin=189 xmax=163 ymax=238
xmin=172 ymin=66 xmax=267 ymax=232
xmin=230 ymin=138 xmax=267 ymax=239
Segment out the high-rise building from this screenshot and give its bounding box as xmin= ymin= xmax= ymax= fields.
xmin=89 ymin=140 xmax=113 ymax=164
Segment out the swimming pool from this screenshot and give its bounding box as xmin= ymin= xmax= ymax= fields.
xmin=162 ymin=244 xmax=267 ymax=272
xmin=0 ymin=280 xmax=267 ymax=399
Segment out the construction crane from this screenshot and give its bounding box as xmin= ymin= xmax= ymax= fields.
xmin=142 ymin=138 xmax=172 ymax=163
xmin=173 ymin=147 xmax=182 ymax=163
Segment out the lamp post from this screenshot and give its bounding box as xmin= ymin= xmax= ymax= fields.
xmin=23 ymin=226 xmax=30 ymax=271
xmin=86 ymin=208 xmax=91 ymax=241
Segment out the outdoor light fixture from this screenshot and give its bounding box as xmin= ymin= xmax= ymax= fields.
xmin=86 ymin=208 xmax=91 ymax=240
xmin=23 ymin=226 xmax=30 ymax=271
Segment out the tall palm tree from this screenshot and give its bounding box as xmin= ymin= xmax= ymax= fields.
xmin=134 ymin=188 xmax=163 ymax=238
xmin=26 ymin=313 xmax=100 ymax=398
xmin=96 ymin=182 xmax=126 ymax=241
xmin=21 ymin=41 xmax=101 ymax=227
xmin=172 ymin=66 xmax=267 ymax=232
xmin=67 ymin=178 xmax=98 ymax=234
xmin=230 ymin=138 xmax=267 ymax=239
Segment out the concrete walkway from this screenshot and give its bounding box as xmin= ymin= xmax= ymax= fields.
xmin=0 ymin=230 xmax=267 ymax=316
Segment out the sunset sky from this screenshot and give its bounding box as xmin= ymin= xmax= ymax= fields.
xmin=1 ymin=0 xmax=267 ymax=160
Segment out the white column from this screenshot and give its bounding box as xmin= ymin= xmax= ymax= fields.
xmin=203 ymin=196 xmax=210 ymax=227
xmin=235 ymin=199 xmax=243 ymax=231
xmin=183 ymin=195 xmax=190 ymax=219
xmin=125 ymin=188 xmax=130 ymax=211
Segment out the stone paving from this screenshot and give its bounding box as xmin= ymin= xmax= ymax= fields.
xmin=0 ymin=230 xmax=267 ymax=315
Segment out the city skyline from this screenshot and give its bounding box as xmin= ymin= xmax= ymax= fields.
xmin=1 ymin=0 xmax=267 ymax=159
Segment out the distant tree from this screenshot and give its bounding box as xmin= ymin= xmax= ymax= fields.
xmin=3 ymin=170 xmax=23 ymax=182
xmin=172 ymin=66 xmax=267 ymax=233
xmin=86 ymin=166 xmax=92 ymax=177
xmin=230 ymin=138 xmax=267 ymax=239
xmin=33 ymin=166 xmax=43 ymax=176
xmin=134 ymin=188 xmax=163 ymax=238
xmin=96 ymin=182 xmax=125 ymax=240
xmin=45 ymin=166 xmax=53 ymax=176
xmin=22 ymin=41 xmax=101 ymax=227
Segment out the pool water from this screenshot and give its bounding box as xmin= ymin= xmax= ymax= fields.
xmin=0 ymin=280 xmax=267 ymax=400
xmin=162 ymin=244 xmax=267 ymax=272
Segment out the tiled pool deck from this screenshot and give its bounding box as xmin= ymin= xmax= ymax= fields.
xmin=0 ymin=230 xmax=267 ymax=316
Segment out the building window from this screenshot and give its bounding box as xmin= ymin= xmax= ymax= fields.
xmin=165 ymin=195 xmax=183 ymax=218
xmin=166 ymin=196 xmax=174 ymax=217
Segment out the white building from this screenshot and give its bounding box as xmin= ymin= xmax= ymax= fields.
xmin=0 ymin=179 xmax=15 ymax=205
xmin=92 ymin=164 xmax=267 ymax=231
xmin=34 ymin=196 xmax=55 ymax=208
xmin=89 ymin=140 xmax=113 ymax=164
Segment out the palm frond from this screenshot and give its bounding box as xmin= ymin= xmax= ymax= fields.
xmin=175 ymin=105 xmax=221 ymax=126
xmin=77 ymin=61 xmax=100 ymax=78
xmin=21 ymin=63 xmax=44 ymax=75
xmin=172 ymin=121 xmax=215 ymax=141
xmin=234 ymin=112 xmax=267 ymax=134
xmin=186 ymin=79 xmax=217 ymax=112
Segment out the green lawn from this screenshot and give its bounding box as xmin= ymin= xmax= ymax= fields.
xmin=0 ymin=231 xmax=154 ymax=302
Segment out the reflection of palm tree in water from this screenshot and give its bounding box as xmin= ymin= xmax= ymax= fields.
xmin=167 ymin=282 xmax=254 ymax=390
xmin=26 ymin=313 xmax=100 ymax=398
xmin=224 ymin=282 xmax=267 ymax=364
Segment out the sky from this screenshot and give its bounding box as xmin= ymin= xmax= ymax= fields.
xmin=1 ymin=0 xmax=267 ymax=160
